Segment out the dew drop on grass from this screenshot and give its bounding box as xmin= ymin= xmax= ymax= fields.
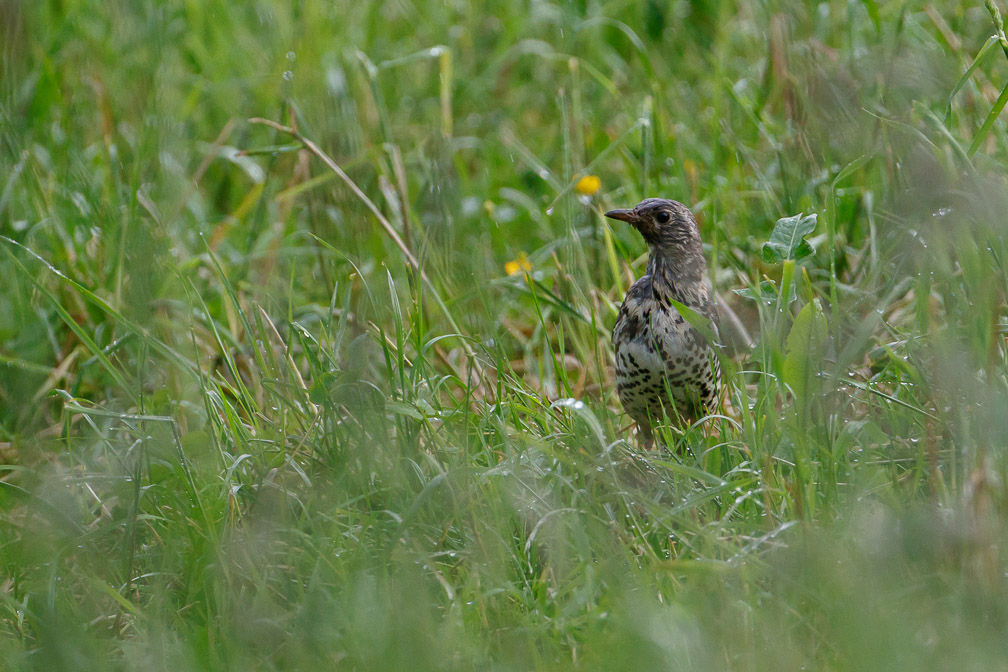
xmin=283 ymin=70 xmax=293 ymax=81
xmin=286 ymin=51 xmax=296 ymax=61
xmin=545 ymin=206 xmax=554 ymax=216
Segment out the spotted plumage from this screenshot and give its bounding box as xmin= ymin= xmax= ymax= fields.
xmin=607 ymin=198 xmax=721 ymax=446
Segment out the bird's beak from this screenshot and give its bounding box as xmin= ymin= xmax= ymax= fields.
xmin=604 ymin=208 xmax=637 ymax=223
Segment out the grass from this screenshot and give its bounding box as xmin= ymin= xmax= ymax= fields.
xmin=3 ymin=0 xmax=1008 ymax=668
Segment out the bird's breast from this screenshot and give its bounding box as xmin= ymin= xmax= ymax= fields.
xmin=613 ymin=301 xmax=700 ymax=376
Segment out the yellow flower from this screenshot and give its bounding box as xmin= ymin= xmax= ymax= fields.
xmin=505 ymin=252 xmax=532 ymax=276
xmin=574 ymin=174 xmax=601 ymax=196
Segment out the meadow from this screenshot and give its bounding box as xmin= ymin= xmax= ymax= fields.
xmin=3 ymin=0 xmax=1008 ymax=669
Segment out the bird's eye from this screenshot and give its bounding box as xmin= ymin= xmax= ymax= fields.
xmin=656 ymin=211 xmax=671 ymax=224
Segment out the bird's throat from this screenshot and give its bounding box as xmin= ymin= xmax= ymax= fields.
xmin=647 ymin=247 xmax=705 ymax=304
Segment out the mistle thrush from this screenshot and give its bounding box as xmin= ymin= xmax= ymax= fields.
xmin=607 ymin=198 xmax=721 ymax=446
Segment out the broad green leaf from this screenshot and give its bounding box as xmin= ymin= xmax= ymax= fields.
xmin=734 ymin=280 xmax=795 ymax=306
xmin=761 ymin=213 xmax=818 ymax=263
xmin=784 ymin=299 xmax=828 ymax=409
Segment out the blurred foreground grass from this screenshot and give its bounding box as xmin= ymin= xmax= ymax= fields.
xmin=4 ymin=0 xmax=1008 ymax=669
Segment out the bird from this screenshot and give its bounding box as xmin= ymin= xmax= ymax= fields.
xmin=606 ymin=198 xmax=721 ymax=447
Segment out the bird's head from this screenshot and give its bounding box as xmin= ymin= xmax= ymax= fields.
xmin=604 ymin=198 xmax=701 ymax=253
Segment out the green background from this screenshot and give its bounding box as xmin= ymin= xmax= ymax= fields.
xmin=3 ymin=1 xmax=1008 ymax=669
